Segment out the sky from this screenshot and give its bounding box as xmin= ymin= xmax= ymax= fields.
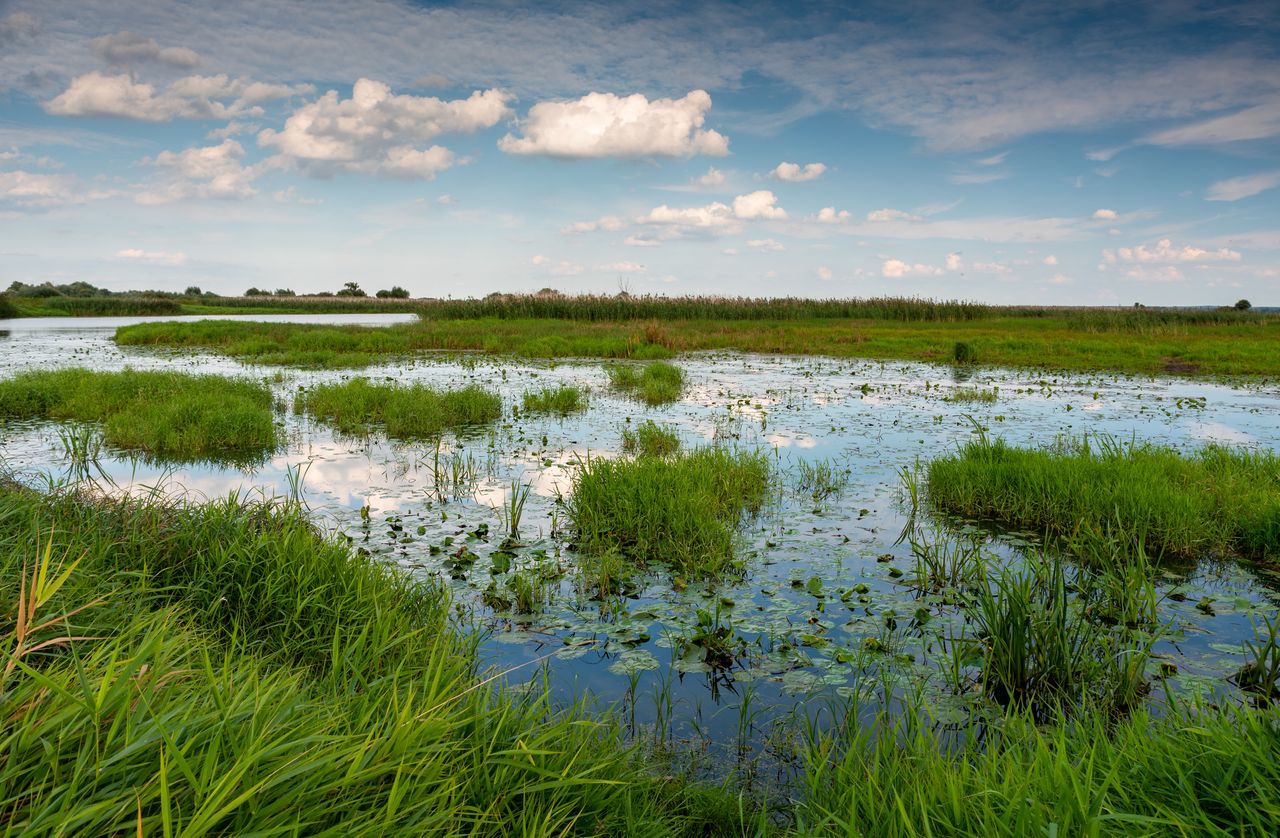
xmin=1 ymin=0 xmax=1278 ymax=304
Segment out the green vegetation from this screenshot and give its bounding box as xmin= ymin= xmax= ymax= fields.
xmin=0 ymin=483 xmax=742 ymax=836
xmin=0 ymin=294 xmax=17 ymax=319
xmin=298 ymin=378 xmax=502 ymax=438
xmin=567 ymin=447 xmax=770 ymax=577
xmin=621 ymin=420 xmax=682 ymax=457
xmin=926 ymin=433 xmax=1280 ymax=561
xmin=607 ymin=361 xmax=685 ymax=405
xmin=0 ymin=368 xmax=276 ymax=462
xmin=947 ymin=386 xmax=998 ymax=403
xmin=521 ymin=385 xmax=587 ymax=414
xmin=797 ymin=703 xmax=1280 ymax=836
xmin=112 ymin=296 xmax=1280 ymax=377
xmin=39 ymin=296 xmax=183 ymax=316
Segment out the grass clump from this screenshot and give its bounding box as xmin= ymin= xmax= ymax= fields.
xmin=0 ymin=368 xmax=276 ymax=462
xmin=606 ymin=361 xmax=685 ymax=405
xmin=796 ymin=703 xmax=1280 ymax=836
xmin=926 ymin=432 xmax=1280 ymax=560
xmin=299 ymin=378 xmax=501 ymax=438
xmin=948 ymin=386 xmax=998 ymax=403
xmin=621 ymin=420 xmax=682 ymax=457
xmin=0 ymin=483 xmax=740 ymax=836
xmin=567 ymin=446 xmax=770 ymax=576
xmin=521 ymin=385 xmax=587 ymax=414
xmin=0 ymin=294 xmax=16 ymax=319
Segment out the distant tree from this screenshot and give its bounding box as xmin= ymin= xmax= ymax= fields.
xmin=184 ymin=286 xmax=203 ymax=296
xmin=336 ymin=281 xmax=367 ymax=298
xmin=274 ymin=288 xmax=296 ymax=297
xmin=535 ymin=287 xmax=562 ymax=298
xmin=375 ymin=285 xmax=410 ymax=299
xmin=314 ymin=291 xmax=335 ymax=297
xmin=1235 ymin=299 xmax=1252 ymax=311
xmin=244 ymin=287 xmax=269 ymax=296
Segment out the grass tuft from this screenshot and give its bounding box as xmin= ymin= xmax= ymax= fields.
xmin=0 ymin=368 xmax=277 ymax=462
xmin=298 ymin=378 xmax=502 ymax=438
xmin=521 ymin=385 xmax=587 ymax=414
xmin=621 ymin=420 xmax=682 ymax=457
xmin=606 ymin=361 xmax=685 ymax=405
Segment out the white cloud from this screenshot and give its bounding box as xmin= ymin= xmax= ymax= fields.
xmin=498 ymin=90 xmax=728 ymax=158
xmin=91 ymin=31 xmax=200 ymax=67
xmin=977 ymin=151 xmax=1009 ymax=166
xmin=731 ymin=190 xmax=786 ymax=220
xmin=971 ymin=261 xmax=1012 ymax=275
xmin=816 ymin=265 xmax=833 ymax=280
xmin=1205 ymin=170 xmax=1280 ymax=202
xmin=882 ymin=259 xmax=942 ymax=278
xmin=115 ymin=248 xmax=187 ymax=265
xmin=945 ymin=252 xmax=963 ymax=271
xmin=746 ymin=238 xmax=784 ymax=252
xmin=137 ymin=139 xmax=263 ymax=203
xmin=1122 ymin=265 xmax=1185 ymax=282
xmin=866 ymin=208 xmax=921 ymax=222
xmin=1140 ymin=102 xmax=1280 ymax=148
xmin=770 ymin=161 xmax=825 ymax=182
xmin=258 ymin=79 xmax=510 ymax=179
xmin=1043 ymin=254 xmax=1058 ymax=265
xmin=45 ymin=72 xmax=309 ymax=122
xmin=1092 ymin=208 xmax=1117 ymax=220
xmin=815 ymin=206 xmax=851 ymax=223
xmin=1102 ymin=238 xmax=1242 ymax=265
xmin=697 ymin=167 xmax=725 ymax=187
xmin=1047 ymin=273 xmax=1072 ymax=285
xmin=436 ymin=194 xmax=454 ymax=205
xmin=0 ymin=169 xmax=77 ymax=207
xmin=624 ymin=235 xmax=661 ymax=247
xmin=949 ymin=170 xmax=1010 ymax=185
xmin=598 ymin=261 xmax=645 ymax=273
xmin=561 ymin=215 xmax=625 ymax=234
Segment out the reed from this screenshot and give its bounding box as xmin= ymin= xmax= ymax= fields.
xmin=298 ymin=378 xmax=502 ymax=439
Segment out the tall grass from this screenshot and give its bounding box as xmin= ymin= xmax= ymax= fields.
xmin=0 ymin=368 xmax=277 ymax=462
xmin=621 ymin=420 xmax=682 ymax=457
xmin=566 ymin=446 xmax=770 ymax=577
xmin=521 ymin=385 xmax=587 ymax=415
xmin=0 ymin=293 xmax=17 ymax=319
xmin=606 ymin=361 xmax=685 ymax=405
xmin=419 ymin=295 xmax=1046 ymax=322
xmin=795 ymin=702 xmax=1280 ymax=836
xmin=298 ymin=378 xmax=502 ymax=438
xmin=926 ymin=433 xmax=1280 ymax=560
xmin=39 ymin=296 xmax=183 ymax=316
xmin=0 ymin=483 xmax=743 ymax=835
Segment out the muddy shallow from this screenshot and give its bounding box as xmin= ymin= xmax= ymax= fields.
xmin=2 ymin=314 xmax=1278 ymax=787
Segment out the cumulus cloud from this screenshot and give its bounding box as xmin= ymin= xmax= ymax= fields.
xmin=258 ymin=79 xmax=510 ymax=179
xmin=866 ymin=208 xmax=921 ymax=222
xmin=1102 ymin=238 xmax=1241 ymax=265
xmin=498 ymin=90 xmax=728 ymax=158
xmin=1205 ymin=170 xmax=1280 ymax=202
xmin=945 ymin=252 xmax=963 ymax=271
xmin=1121 ymin=265 xmax=1185 ymax=282
xmin=882 ymin=259 xmax=942 ymax=277
xmin=45 ymin=72 xmax=309 ymax=122
xmin=561 ymin=215 xmax=625 ymax=234
xmin=1092 ymin=208 xmax=1117 ymax=220
xmin=91 ymin=31 xmax=200 ymax=67
xmin=697 ymin=167 xmax=725 ymax=187
xmin=0 ymin=169 xmax=78 ymax=207
xmin=746 ymin=238 xmax=784 ymax=252
xmin=639 ymin=190 xmax=785 ymax=238
xmin=1043 ymin=254 xmax=1058 ymax=265
xmin=814 ymin=206 xmax=851 ymax=223
xmin=137 ymin=139 xmax=264 ymax=203
xmin=530 ymin=254 xmax=583 ymax=276
xmin=770 ymin=161 xmax=825 ymax=182
xmin=731 ymin=190 xmax=786 ymax=220
xmin=817 ymin=265 xmax=833 ymax=280
xmin=115 ymin=248 xmax=187 ymax=265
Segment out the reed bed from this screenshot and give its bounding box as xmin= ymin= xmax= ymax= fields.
xmin=926 ymin=433 xmax=1280 ymax=560
xmin=298 ymin=378 xmax=502 ymax=438
xmin=0 ymin=483 xmax=741 ymax=836
xmin=37 ymin=296 xmax=183 ymax=316
xmin=0 ymin=368 xmax=277 ymax=461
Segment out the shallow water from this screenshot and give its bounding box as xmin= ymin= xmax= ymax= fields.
xmin=2 ymin=313 xmax=1278 ymax=788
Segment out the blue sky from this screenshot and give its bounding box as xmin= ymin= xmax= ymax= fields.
xmin=1 ymin=0 xmax=1278 ymax=303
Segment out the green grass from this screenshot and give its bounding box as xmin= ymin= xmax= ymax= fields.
xmin=0 ymin=294 xmax=17 ymax=319
xmin=622 ymin=420 xmax=682 ymax=457
xmin=521 ymin=385 xmax=587 ymax=415
xmin=116 ymin=311 xmax=1280 ymax=378
xmin=947 ymin=386 xmax=998 ymax=403
xmin=298 ymin=378 xmax=502 ymax=438
xmin=926 ymin=433 xmax=1280 ymax=561
xmin=566 ymin=446 xmax=770 ymax=577
xmin=0 ymin=482 xmax=745 ymax=836
xmin=796 ymin=703 xmax=1280 ymax=836
xmin=607 ymin=361 xmax=685 ymax=405
xmin=0 ymin=368 xmax=277 ymax=462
